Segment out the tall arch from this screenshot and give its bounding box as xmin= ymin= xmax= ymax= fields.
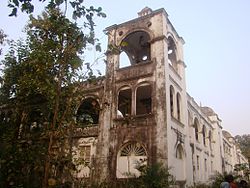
xmin=136 ymin=83 xmax=152 ymax=115
xmin=118 ymin=86 xmax=132 ymax=117
xmin=176 ymin=92 xmax=181 ymax=121
xmin=76 ymin=98 xmax=100 ymax=126
xmin=194 ymin=118 xmax=199 ymax=142
xmin=170 ymin=85 xmax=175 ymax=117
xmin=175 ymin=143 xmax=186 ymax=182
xmin=202 ymin=125 xmax=206 ymax=146
xmin=116 ymin=142 xmax=147 ymax=178
xmin=119 ymin=31 xmax=151 ymax=66
xmin=208 ymin=130 xmax=212 ymax=149
xmin=176 ymin=144 xmax=184 ymax=159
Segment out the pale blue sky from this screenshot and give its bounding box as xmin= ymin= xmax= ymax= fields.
xmin=0 ymin=0 xmax=249 ymax=136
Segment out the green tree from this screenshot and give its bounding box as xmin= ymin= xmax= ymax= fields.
xmin=8 ymin=0 xmax=106 ymax=20
xmin=0 ymin=29 xmax=7 ymax=55
xmin=0 ymin=4 xmax=105 ymax=188
xmin=235 ymin=134 xmax=250 ymax=162
xmin=137 ymin=163 xmax=175 ymax=188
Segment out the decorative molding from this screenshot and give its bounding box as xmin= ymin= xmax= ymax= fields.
xmin=73 ymin=126 xmax=99 ymax=138
xmin=171 ymin=126 xmax=186 ymax=145
xmin=171 ymin=116 xmax=185 ymax=128
xmin=78 ymin=137 xmax=96 ymax=145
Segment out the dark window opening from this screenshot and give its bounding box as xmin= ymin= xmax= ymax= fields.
xmin=204 ymin=159 xmax=207 ymax=172
xmin=118 ymin=88 xmax=132 ymax=117
xmin=170 ymin=86 xmax=174 ymax=116
xmin=197 ymin=155 xmax=200 ymax=170
xmin=120 ymin=31 xmax=151 ymax=66
xmin=136 ymin=84 xmax=152 ymax=115
xmin=176 ymin=93 xmax=181 ymax=121
xmin=209 ymin=131 xmax=212 ymax=149
xmin=77 ymin=98 xmax=100 ymax=126
xmin=202 ymin=125 xmax=206 ymax=146
xmin=194 ymin=118 xmax=199 ymax=141
xmin=29 ymin=109 xmax=44 ymax=131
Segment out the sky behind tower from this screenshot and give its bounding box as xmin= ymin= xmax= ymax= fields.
xmin=0 ymin=0 xmax=249 ymax=136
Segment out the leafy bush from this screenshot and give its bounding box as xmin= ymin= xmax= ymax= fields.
xmin=73 ymin=162 xmax=175 ymax=188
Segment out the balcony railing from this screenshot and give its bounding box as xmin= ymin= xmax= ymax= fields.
xmin=73 ymin=124 xmax=99 ymax=137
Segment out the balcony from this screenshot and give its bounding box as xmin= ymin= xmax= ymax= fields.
xmin=116 ymin=60 xmax=154 ymax=82
xmin=112 ymin=114 xmax=154 ymax=128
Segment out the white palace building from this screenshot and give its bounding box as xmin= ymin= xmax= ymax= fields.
xmin=66 ymin=7 xmax=248 ymax=187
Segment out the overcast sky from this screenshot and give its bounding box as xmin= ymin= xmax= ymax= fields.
xmin=0 ymin=0 xmax=249 ymax=136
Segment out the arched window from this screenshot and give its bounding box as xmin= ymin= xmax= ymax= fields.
xmin=116 ymin=142 xmax=147 ymax=178
xmin=176 ymin=144 xmax=184 ymax=159
xmin=120 ymin=31 xmax=151 ymax=66
xmin=170 ymin=86 xmax=175 ymax=117
xmin=202 ymin=125 xmax=206 ymax=146
xmin=208 ymin=130 xmax=212 ymax=149
xmin=76 ymin=98 xmax=100 ymax=126
xmin=136 ymin=84 xmax=152 ymax=115
xmin=175 ymin=143 xmax=186 ymax=181
xmin=118 ymin=87 xmax=132 ymax=117
xmin=176 ymin=93 xmax=181 ymax=121
xmin=194 ymin=118 xmax=199 ymax=141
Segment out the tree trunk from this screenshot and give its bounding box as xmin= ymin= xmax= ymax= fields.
xmin=43 ymin=133 xmax=53 ymax=188
xmin=43 ymin=70 xmax=62 ymax=188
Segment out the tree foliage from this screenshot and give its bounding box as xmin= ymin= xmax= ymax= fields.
xmin=136 ymin=163 xmax=175 ymax=188
xmin=235 ymin=134 xmax=250 ymax=162
xmin=0 ymin=3 xmax=105 ymax=188
xmin=8 ymin=0 xmax=106 ymax=20
xmin=0 ymin=29 xmax=7 ymax=55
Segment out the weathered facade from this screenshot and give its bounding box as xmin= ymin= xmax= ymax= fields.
xmin=67 ymin=7 xmax=248 ymax=187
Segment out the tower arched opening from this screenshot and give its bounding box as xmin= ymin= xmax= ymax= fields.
xmin=120 ymin=31 xmax=151 ymax=67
